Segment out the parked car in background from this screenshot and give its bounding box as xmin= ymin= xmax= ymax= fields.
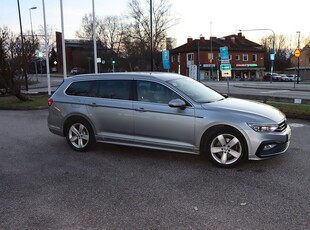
xmin=287 ymin=74 xmax=302 ymax=82
xmin=70 ymin=67 xmax=86 ymax=75
xmin=278 ymin=74 xmax=290 ymax=82
xmin=263 ymin=73 xmax=281 ymax=81
xmin=48 ymin=72 xmax=291 ymax=168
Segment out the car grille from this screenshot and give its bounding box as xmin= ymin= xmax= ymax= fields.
xmin=275 ymin=120 xmax=287 ymax=132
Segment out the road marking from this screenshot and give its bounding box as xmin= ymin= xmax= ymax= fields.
xmin=289 ymin=123 xmax=305 ymax=128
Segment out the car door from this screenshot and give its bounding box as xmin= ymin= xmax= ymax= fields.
xmin=85 ymin=79 xmax=135 ymax=144
xmin=133 ymin=80 xmax=196 ymax=153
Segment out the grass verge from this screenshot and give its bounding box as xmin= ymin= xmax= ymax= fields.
xmin=0 ymin=94 xmax=50 ymax=109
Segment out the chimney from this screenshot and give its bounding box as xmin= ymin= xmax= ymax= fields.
xmin=187 ymin=37 xmax=193 ymax=43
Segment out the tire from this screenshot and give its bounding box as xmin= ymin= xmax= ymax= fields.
xmin=205 ymin=127 xmax=248 ymax=168
xmin=65 ymin=119 xmax=94 ymax=151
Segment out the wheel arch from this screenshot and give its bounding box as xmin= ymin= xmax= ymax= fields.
xmin=199 ymin=124 xmax=249 ymax=156
xmin=63 ymin=114 xmax=95 ymax=137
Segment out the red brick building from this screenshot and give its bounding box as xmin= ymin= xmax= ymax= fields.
xmin=56 ymin=32 xmax=115 ymax=74
xmin=170 ymin=32 xmax=266 ymax=80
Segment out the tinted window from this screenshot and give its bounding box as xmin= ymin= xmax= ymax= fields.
xmin=98 ymin=80 xmax=131 ymax=100
xmin=66 ymin=81 xmax=94 ymax=96
xmin=137 ymin=81 xmax=180 ymax=104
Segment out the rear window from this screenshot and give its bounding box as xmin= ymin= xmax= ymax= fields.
xmin=66 ymin=81 xmax=93 ymax=96
xmin=65 ymin=80 xmax=132 ymax=100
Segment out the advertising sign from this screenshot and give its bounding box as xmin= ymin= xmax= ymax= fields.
xmin=162 ymin=50 xmax=170 ymax=69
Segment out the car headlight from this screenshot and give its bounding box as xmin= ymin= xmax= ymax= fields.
xmin=247 ymin=123 xmax=278 ymax=132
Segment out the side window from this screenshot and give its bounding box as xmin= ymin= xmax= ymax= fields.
xmin=66 ymin=81 xmax=93 ymax=96
xmin=137 ymin=81 xmax=180 ymax=104
xmin=98 ymin=80 xmax=131 ymax=100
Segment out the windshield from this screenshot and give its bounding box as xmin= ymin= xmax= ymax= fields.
xmin=167 ymin=77 xmax=224 ymax=103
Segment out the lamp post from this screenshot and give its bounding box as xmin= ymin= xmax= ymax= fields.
xmin=42 ymin=0 xmax=51 ymax=95
xmin=29 ymin=6 xmax=38 ymax=81
xmin=239 ymin=28 xmax=275 ymax=83
xmin=29 ymin=7 xmax=37 ymax=38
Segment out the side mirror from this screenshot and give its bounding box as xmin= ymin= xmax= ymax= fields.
xmin=168 ymin=98 xmax=186 ymax=110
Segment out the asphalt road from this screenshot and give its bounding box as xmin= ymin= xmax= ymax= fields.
xmin=0 ymin=109 xmax=309 ymax=230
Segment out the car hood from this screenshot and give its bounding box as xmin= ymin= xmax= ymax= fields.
xmin=202 ymin=97 xmax=285 ymax=122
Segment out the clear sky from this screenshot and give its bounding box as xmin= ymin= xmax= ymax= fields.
xmin=1 ymin=0 xmax=308 ymax=48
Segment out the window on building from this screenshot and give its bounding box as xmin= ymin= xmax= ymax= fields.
xmin=235 ymin=55 xmax=240 ymax=61
xmin=229 ymin=55 xmax=232 ymax=60
xmin=243 ymin=54 xmax=248 ymax=61
xmin=187 ymin=53 xmax=194 ymax=61
xmin=252 ymin=54 xmax=257 ymax=62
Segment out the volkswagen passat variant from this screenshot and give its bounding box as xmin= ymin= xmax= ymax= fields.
xmin=48 ymin=72 xmax=291 ymax=167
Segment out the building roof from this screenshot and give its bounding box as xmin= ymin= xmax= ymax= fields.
xmin=171 ymin=32 xmax=264 ymax=54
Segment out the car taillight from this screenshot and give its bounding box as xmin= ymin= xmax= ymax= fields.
xmin=48 ymin=98 xmax=53 ymax=107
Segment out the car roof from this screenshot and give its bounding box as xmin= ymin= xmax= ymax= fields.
xmin=65 ymin=72 xmax=183 ymax=83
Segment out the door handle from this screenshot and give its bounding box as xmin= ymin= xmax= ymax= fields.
xmin=135 ymin=107 xmax=146 ymax=112
xmin=90 ymin=103 xmax=98 ymax=107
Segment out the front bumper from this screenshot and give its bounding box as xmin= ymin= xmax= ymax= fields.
xmin=249 ymin=125 xmax=291 ymax=160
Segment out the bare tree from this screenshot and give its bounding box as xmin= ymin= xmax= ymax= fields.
xmin=76 ymin=14 xmax=125 ymax=55
xmin=259 ymin=34 xmax=291 ymax=71
xmin=124 ymin=0 xmax=177 ymax=70
xmin=0 ymin=26 xmax=38 ymax=100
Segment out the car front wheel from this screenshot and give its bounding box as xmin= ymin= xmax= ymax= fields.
xmin=65 ymin=120 xmax=94 ymax=151
xmin=205 ymin=127 xmax=248 ymax=168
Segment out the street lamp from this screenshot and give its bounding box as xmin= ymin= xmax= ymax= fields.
xmin=239 ymin=28 xmax=275 ymax=83
xmin=29 ymin=7 xmax=37 ymax=38
xmin=29 ymin=6 xmax=38 ymax=81
xmin=42 ymin=0 xmax=51 ymax=95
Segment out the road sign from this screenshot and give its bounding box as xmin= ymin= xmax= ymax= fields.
xmin=162 ymin=50 xmax=170 ymax=69
xmin=220 ymin=46 xmax=229 ymax=59
xmin=189 ymin=64 xmax=197 ymax=80
xmin=221 ymin=59 xmax=230 ymax=64
xmin=294 ymin=49 xmax=301 ymax=57
xmin=221 ymin=70 xmax=231 ymax=77
xmin=220 ymin=64 xmax=231 ymax=71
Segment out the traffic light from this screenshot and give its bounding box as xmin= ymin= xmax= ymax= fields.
xmin=111 ymin=58 xmax=116 ymax=64
xmin=209 ymin=58 xmax=213 ymax=64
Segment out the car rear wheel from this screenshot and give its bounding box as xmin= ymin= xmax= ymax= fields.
xmin=205 ymin=127 xmax=247 ymax=168
xmin=65 ymin=120 xmax=94 ymax=151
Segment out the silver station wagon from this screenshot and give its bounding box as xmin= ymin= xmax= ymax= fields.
xmin=48 ymin=72 xmax=291 ymax=167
